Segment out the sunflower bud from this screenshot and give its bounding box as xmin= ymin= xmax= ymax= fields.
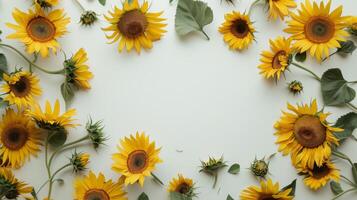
xmin=34 ymin=0 xmax=58 ymax=9
xmin=86 ymin=118 xmax=107 ymax=149
xmin=80 ymin=11 xmax=98 ymax=26
xmin=250 ymin=157 xmax=269 ymax=178
xmin=70 ymin=151 xmax=90 ymax=173
xmin=199 ymin=156 xmax=227 ymax=188
xmin=288 ymin=80 xmax=303 ymax=95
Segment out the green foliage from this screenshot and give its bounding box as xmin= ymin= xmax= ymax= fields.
xmin=334 ymin=112 xmax=357 ymax=141
xmin=337 ymin=40 xmax=356 ymax=54
xmin=0 ymin=53 xmax=8 ymax=81
xmin=226 ymin=194 xmax=234 ymax=200
xmin=330 ymin=181 xmax=343 ymax=195
xmin=98 ymin=0 xmax=106 ymax=6
xmin=280 ymin=179 xmax=296 ymax=196
xmin=61 ymin=82 xmax=75 ymax=105
xmin=321 ymin=68 xmax=355 ymax=106
xmin=294 ymin=52 xmax=307 ymax=62
xmin=48 ymin=128 xmax=68 ymax=148
xmin=228 ymin=163 xmax=240 ymax=174
xmin=353 ymin=163 xmax=357 ymax=184
xmin=170 ymin=192 xmax=192 ymax=200
xmin=138 ymin=192 xmax=149 ymax=200
xmin=175 ymin=0 xmax=213 ymax=40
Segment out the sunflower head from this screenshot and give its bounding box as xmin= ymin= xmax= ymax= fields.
xmin=80 ymin=11 xmax=98 ymax=26
xmin=168 ymin=174 xmax=196 ymax=198
xmin=250 ymin=157 xmax=269 ymax=178
xmin=200 ymin=156 xmax=227 ymax=174
xmin=64 ymin=48 xmax=93 ymax=90
xmin=296 ymin=160 xmax=340 ymax=190
xmin=266 ymin=0 xmax=297 ymax=20
xmin=258 ymin=37 xmax=293 ymax=80
xmin=102 ymin=0 xmax=167 ymax=53
xmin=0 ymin=168 xmax=33 ymax=199
xmin=284 ymin=0 xmax=350 ymax=61
xmin=275 ymin=99 xmax=343 ymax=169
xmin=70 ymin=151 xmax=90 ymax=173
xmin=112 ymin=132 xmax=162 ymax=187
xmin=86 ymin=118 xmax=107 ymax=150
xmin=34 ymin=0 xmax=59 ymax=8
xmin=0 ymin=109 xmax=43 ymax=168
xmin=347 ymin=16 xmax=357 ymax=36
xmin=74 ymin=171 xmax=127 ymax=200
xmin=6 ymin=6 xmax=70 ymax=57
xmin=240 ymin=178 xmax=294 ymax=200
xmin=1 ymin=70 xmax=42 ymax=108
xmin=27 ymin=99 xmax=78 ymax=132
xmin=288 ymin=80 xmax=303 ymax=95
xmin=219 ymin=11 xmax=256 ymax=50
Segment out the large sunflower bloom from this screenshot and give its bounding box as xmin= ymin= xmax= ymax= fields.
xmin=1 ymin=71 xmax=42 ymax=108
xmin=112 ymin=132 xmax=162 ymax=187
xmin=74 ymin=171 xmax=127 ymax=200
xmin=240 ymin=178 xmax=293 ymax=200
xmin=0 ymin=168 xmax=33 ymax=199
xmin=102 ymin=0 xmax=167 ymax=53
xmin=219 ymin=11 xmax=256 ymax=50
xmin=258 ymin=37 xmax=293 ymax=80
xmin=6 ymin=5 xmax=70 ymax=57
xmin=284 ymin=0 xmax=349 ymax=61
xmin=274 ymin=99 xmax=343 ymax=169
xmin=27 ymin=99 xmax=78 ymax=131
xmin=267 ymin=0 xmax=296 ymax=20
xmin=0 ymin=109 xmax=42 ymax=168
xmin=64 ymin=48 xmax=94 ymax=89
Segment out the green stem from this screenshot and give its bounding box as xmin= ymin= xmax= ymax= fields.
xmin=201 ymin=29 xmax=210 ymax=40
xmin=45 ymin=137 xmax=51 ymax=179
xmin=212 ymin=172 xmax=218 ymax=188
xmin=248 ymin=0 xmax=262 ymax=16
xmin=151 ymin=172 xmax=164 ymax=186
xmin=73 ymin=0 xmax=86 ymax=12
xmin=291 ymin=62 xmax=321 ymax=81
xmin=322 ymin=51 xmax=338 ymax=62
xmin=332 ymin=151 xmax=354 ymax=166
xmin=341 ymin=175 xmax=357 ymax=187
xmin=331 ymin=188 xmax=357 ymax=200
xmin=47 ymin=164 xmax=71 ymax=200
xmin=346 ymin=103 xmax=357 ymax=112
xmin=348 ymin=81 xmax=357 ymax=84
xmin=0 ymin=43 xmax=65 ymax=74
xmin=36 ymin=179 xmax=50 ymax=194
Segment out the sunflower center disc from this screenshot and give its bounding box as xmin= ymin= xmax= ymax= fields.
xmin=10 ymin=76 xmax=31 ymax=98
xmin=231 ymin=19 xmax=249 ymax=38
xmin=27 ymin=17 xmax=56 ymax=42
xmin=259 ymin=195 xmax=276 ymax=200
xmin=294 ymin=115 xmax=326 ymax=148
xmin=272 ymin=51 xmax=286 ymax=69
xmin=305 ymin=17 xmax=335 ymax=43
xmin=2 ymin=126 xmax=29 ymax=150
xmin=5 ymin=189 xmax=19 ymax=199
xmin=312 ymin=164 xmax=330 ymax=179
xmin=84 ymin=189 xmax=110 ymax=200
xmin=127 ymin=150 xmax=148 ymax=173
xmin=117 ymin=10 xmax=148 ymax=38
xmin=176 ymin=183 xmax=190 ymax=194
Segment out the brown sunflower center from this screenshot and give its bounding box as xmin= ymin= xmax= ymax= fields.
xmin=272 ymin=50 xmax=286 ymax=69
xmin=117 ymin=10 xmax=148 ymax=38
xmin=305 ymin=16 xmax=335 ymax=43
xmin=127 ymin=150 xmax=148 ymax=173
xmin=176 ymin=183 xmax=190 ymax=194
xmin=259 ymin=195 xmax=276 ymax=200
xmin=293 ymin=115 xmax=326 ymax=148
xmin=1 ymin=126 xmax=29 ymax=150
xmin=84 ymin=189 xmax=110 ymax=200
xmin=231 ymin=19 xmax=249 ymax=38
xmin=9 ymin=76 xmax=31 ymax=98
xmin=312 ymin=164 xmax=330 ymax=179
xmin=27 ymin=17 xmax=56 ymax=42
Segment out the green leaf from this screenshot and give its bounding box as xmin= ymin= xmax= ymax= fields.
xmin=98 ymin=0 xmax=106 ymax=6
xmin=31 ymin=189 xmax=39 ymax=200
xmin=0 ymin=53 xmax=8 ymax=80
xmin=294 ymin=52 xmax=307 ymax=62
xmin=226 ymin=194 xmax=234 ymax=200
xmin=170 ymin=192 xmax=191 ymax=200
xmin=353 ymin=163 xmax=357 ymax=184
xmin=228 ymin=163 xmax=240 ymax=174
xmin=330 ymin=181 xmax=343 ymax=195
xmin=280 ymin=179 xmax=296 ymax=196
xmin=175 ymin=0 xmax=213 ymax=39
xmin=337 ymin=40 xmax=356 ymax=54
xmin=48 ymin=129 xmax=68 ymax=148
xmin=321 ymin=68 xmax=356 ymax=106
xmin=61 ymin=82 xmax=75 ymax=104
xmin=334 ymin=112 xmax=357 ymax=141
xmin=138 ymin=192 xmax=149 ymax=200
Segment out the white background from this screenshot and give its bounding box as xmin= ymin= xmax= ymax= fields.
xmin=1 ymin=0 xmax=357 ymax=199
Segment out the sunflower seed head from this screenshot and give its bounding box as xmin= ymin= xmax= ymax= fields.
xmin=250 ymin=158 xmax=269 ymax=178
xmin=288 ymin=80 xmax=303 ymax=95
xmin=80 ymin=11 xmax=98 ymax=26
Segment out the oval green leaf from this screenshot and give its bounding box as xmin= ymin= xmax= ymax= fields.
xmin=228 ymin=163 xmax=240 ymax=175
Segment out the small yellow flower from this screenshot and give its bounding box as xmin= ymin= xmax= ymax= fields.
xmin=240 ymin=179 xmax=293 ymax=200
xmin=168 ymin=174 xmax=196 ymax=198
xmin=34 ymin=0 xmax=59 ymax=8
xmin=288 ymin=80 xmax=303 ymax=95
xmin=0 ymin=168 xmax=33 ymax=199
xmin=70 ymin=151 xmax=90 ymax=172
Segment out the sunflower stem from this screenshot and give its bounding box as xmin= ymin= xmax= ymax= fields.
xmin=248 ymin=0 xmax=262 ymax=16
xmin=341 ymin=175 xmax=357 ymax=187
xmin=212 ymin=172 xmax=218 ymax=188
xmin=291 ymin=62 xmax=321 ymax=81
xmin=47 ymin=164 xmax=71 ymax=200
xmin=73 ymin=0 xmax=86 ymax=12
xmin=346 ymin=103 xmax=357 ymax=113
xmin=331 ymin=188 xmax=357 ymax=200
xmin=322 ymin=51 xmax=338 ymax=62
xmin=332 ymin=150 xmax=354 ymax=166
xmin=0 ymin=43 xmax=65 ymax=75
xmin=201 ymin=29 xmax=210 ymax=40
xmin=151 ymin=172 xmax=164 ymax=186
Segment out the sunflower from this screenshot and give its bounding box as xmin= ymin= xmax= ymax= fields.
xmin=112 ymin=132 xmax=162 ymax=187
xmin=240 ymin=178 xmax=293 ymax=200
xmin=274 ymin=99 xmax=343 ymax=169
xmin=219 ymin=11 xmax=256 ymax=50
xmin=284 ymin=0 xmax=349 ymax=61
xmin=267 ymin=0 xmax=296 ymax=20
xmin=64 ymin=48 xmax=93 ymax=90
xmin=102 ymin=0 xmax=167 ymax=53
xmin=0 ymin=168 xmax=33 ymax=199
xmin=74 ymin=171 xmax=127 ymax=200
xmin=6 ymin=5 xmax=70 ymax=57
xmin=168 ymin=174 xmax=195 ymax=198
xmin=27 ymin=99 xmax=78 ymax=131
xmin=296 ymin=160 xmax=340 ymax=190
xmin=1 ymin=70 xmax=42 ymax=108
xmin=0 ymin=109 xmax=42 ymax=168
xmin=70 ymin=151 xmax=90 ymax=173
xmin=258 ymin=37 xmax=292 ymax=80
xmin=34 ymin=0 xmax=59 ymax=8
